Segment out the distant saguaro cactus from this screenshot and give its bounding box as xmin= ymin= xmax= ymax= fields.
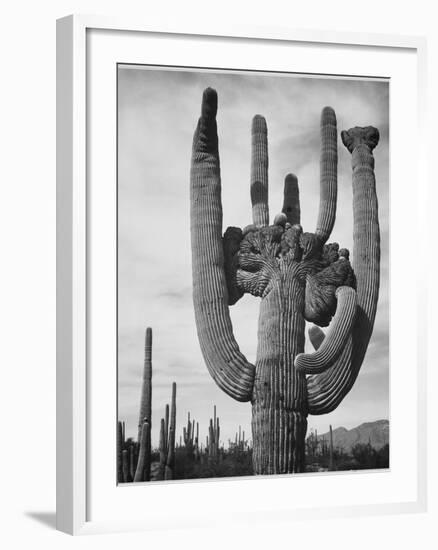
xmin=183 ymin=412 xmax=194 ymax=448
xmin=207 ymin=406 xmax=220 ymax=459
xmin=117 ymin=420 xmax=124 ymax=483
xmin=137 ymin=327 xmax=152 ymax=480
xmin=190 ymin=88 xmax=380 ymax=474
xmin=164 ymin=382 xmax=177 ymax=480
xmin=329 ymin=424 xmax=334 ymax=471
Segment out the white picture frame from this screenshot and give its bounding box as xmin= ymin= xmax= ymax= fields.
xmin=56 ymin=14 xmax=428 ymax=535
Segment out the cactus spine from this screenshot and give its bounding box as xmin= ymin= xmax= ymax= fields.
xmin=190 ymin=88 xmax=380 ymax=474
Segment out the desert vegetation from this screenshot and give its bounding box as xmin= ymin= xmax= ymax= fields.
xmin=118 ymin=327 xmax=388 ymax=483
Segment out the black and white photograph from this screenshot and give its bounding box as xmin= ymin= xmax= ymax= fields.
xmin=116 ymin=66 xmax=389 ymax=483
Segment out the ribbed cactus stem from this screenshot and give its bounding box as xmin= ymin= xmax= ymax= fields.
xmin=252 ymin=277 xmax=308 ymax=473
xmin=137 ymin=327 xmax=152 ymax=482
xmin=158 ymin=418 xmax=166 ymax=480
xmin=134 ymin=421 xmax=150 ymax=482
xmin=282 ymin=173 xmax=300 ymax=225
xmin=250 ymin=115 xmax=269 ymax=227
xmin=295 ymin=286 xmax=357 ymax=374
xmin=136 ymin=327 xmax=152 ymax=481
xmin=190 ymin=88 xmax=255 ymax=402
xmin=307 ymin=127 xmax=380 ymax=414
xmin=208 ymin=418 xmax=214 ymax=458
xmin=348 ymin=127 xmax=380 ymax=361
xmin=316 ymin=107 xmax=337 ymax=243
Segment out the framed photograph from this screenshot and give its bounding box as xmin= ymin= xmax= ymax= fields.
xmin=57 ymin=15 xmax=427 ymax=535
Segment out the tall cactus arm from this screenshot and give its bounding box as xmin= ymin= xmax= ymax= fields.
xmin=295 ymin=286 xmax=357 ymax=374
xmin=190 ymin=88 xmax=255 ymax=402
xmin=315 ymin=107 xmax=338 ymax=243
xmin=307 ymin=126 xmax=380 ymax=415
xmin=250 ymin=115 xmax=269 ymax=227
xmin=282 ymin=173 xmax=300 ymax=225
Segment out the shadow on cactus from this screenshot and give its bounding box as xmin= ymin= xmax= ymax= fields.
xmin=190 ymin=87 xmax=380 ymax=475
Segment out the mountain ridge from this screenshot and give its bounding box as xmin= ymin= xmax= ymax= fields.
xmin=317 ymin=419 xmax=389 ymax=452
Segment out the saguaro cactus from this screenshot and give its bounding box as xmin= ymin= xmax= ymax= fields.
xmin=329 ymin=424 xmax=334 ymax=471
xmin=134 ymin=419 xmax=151 ymax=482
xmin=190 ymin=88 xmax=380 ymax=474
xmin=117 ymin=420 xmax=124 ymax=483
xmin=164 ymin=382 xmax=177 ymax=480
xmin=137 ymin=327 xmax=152 ymax=480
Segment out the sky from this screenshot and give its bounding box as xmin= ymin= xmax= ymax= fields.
xmin=117 ymin=66 xmax=389 ymax=449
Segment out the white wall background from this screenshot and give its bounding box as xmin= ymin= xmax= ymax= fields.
xmin=0 ymin=0 xmax=435 ymax=548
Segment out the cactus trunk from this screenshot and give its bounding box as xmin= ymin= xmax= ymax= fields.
xmin=134 ymin=420 xmax=151 ymax=482
xmin=252 ymin=280 xmax=308 ymax=473
xmin=138 ymin=328 xmax=152 ymax=439
xmin=137 ymin=327 xmax=152 ymax=480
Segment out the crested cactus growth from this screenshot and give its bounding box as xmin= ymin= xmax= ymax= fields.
xmin=190 ymin=88 xmax=381 ymax=474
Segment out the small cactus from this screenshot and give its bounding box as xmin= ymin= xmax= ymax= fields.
xmin=122 ymin=449 xmax=130 ymax=482
xmin=329 ymin=424 xmax=334 ymax=471
xmin=164 ymin=382 xmax=177 ymax=480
